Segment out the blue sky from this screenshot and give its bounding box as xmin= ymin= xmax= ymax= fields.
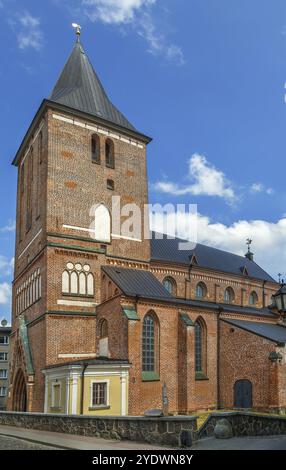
xmin=1 ymin=0 xmax=286 ymax=320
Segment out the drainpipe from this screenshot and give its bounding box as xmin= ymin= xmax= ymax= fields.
xmin=80 ymin=363 xmax=88 ymax=415
xmin=217 ymin=307 xmax=223 ymax=410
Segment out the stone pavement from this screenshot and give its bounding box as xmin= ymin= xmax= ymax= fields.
xmin=0 ymin=435 xmax=57 ymax=450
xmin=0 ymin=425 xmax=170 ymax=450
xmin=192 ymin=436 xmax=286 ymax=450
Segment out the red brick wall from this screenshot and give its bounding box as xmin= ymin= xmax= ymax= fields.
xmin=219 ymin=320 xmax=275 ymax=409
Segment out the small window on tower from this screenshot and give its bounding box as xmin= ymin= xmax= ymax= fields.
xmin=91 ymin=134 xmax=100 ymax=164
xmin=105 ymin=139 xmax=115 ymax=168
xmin=107 ymin=179 xmax=114 ymax=191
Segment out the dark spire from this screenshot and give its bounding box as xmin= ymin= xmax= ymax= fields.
xmin=49 ymin=38 xmax=137 ymax=132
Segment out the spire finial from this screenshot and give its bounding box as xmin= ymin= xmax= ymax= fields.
xmin=245 ymin=238 xmax=254 ymax=261
xmin=72 ymin=23 xmax=81 ymax=42
xmin=246 ymin=238 xmax=252 ymax=253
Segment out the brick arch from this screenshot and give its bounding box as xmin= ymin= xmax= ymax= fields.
xmin=12 ymin=368 xmax=27 ymax=412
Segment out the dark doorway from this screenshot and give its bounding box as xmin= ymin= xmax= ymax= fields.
xmin=234 ymin=379 xmax=253 ymax=408
xmin=12 ymin=369 xmax=27 ymax=412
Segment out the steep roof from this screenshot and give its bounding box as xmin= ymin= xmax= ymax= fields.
xmin=222 ymin=319 xmax=286 ymax=344
xmin=102 ymin=266 xmax=277 ymax=318
xmin=102 ymin=266 xmax=173 ymax=300
xmin=49 ymin=40 xmax=137 ymax=133
xmin=151 ymin=233 xmax=275 ymax=282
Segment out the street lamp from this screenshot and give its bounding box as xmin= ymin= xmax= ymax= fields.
xmin=273 ymin=284 xmax=286 ymax=316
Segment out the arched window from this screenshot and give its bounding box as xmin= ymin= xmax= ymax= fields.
xmin=87 ymin=273 xmax=94 ymax=296
xmin=196 ymin=282 xmax=207 ymax=298
xmin=163 ymin=277 xmax=177 ymax=296
xmin=224 ymin=287 xmax=235 ymax=303
xmin=99 ymin=318 xmax=109 ymax=357
xmin=100 ymin=319 xmax=108 ymax=338
xmin=62 ymin=263 xmax=94 ymax=296
xmin=62 ymin=271 xmax=69 ymax=294
xmin=105 ymin=139 xmax=115 ymax=168
xmin=249 ymin=291 xmax=258 ymax=306
xmin=194 ymin=317 xmax=207 ymax=374
xmin=90 ymin=203 xmax=111 ymax=243
xmin=79 ymin=272 xmax=86 ymax=295
xmin=142 ymin=312 xmax=159 ymax=373
xmin=91 ymin=134 xmax=100 ymax=164
xmin=70 ymin=272 xmax=78 ymax=294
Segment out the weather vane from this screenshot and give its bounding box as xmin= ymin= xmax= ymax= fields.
xmin=72 ymin=23 xmax=82 ymax=41
xmin=246 ymin=238 xmax=252 ymax=253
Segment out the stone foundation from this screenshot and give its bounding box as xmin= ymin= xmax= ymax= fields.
xmin=199 ymin=411 xmax=286 ymax=439
xmin=0 ymin=411 xmax=198 ymax=448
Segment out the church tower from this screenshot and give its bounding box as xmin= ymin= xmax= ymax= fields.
xmin=8 ymin=31 xmax=151 ymax=412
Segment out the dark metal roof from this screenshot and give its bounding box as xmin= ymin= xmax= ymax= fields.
xmin=102 ymin=266 xmax=276 ymax=318
xmin=102 ymin=266 xmax=173 ymax=299
xmin=151 ymin=232 xmax=275 ymax=282
xmin=49 ymin=41 xmax=137 ymax=133
xmin=222 ymin=318 xmax=286 ymax=344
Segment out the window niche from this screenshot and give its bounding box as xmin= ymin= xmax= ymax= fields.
xmin=61 ymin=263 xmax=94 ymax=297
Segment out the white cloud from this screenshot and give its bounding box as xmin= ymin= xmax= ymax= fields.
xmin=80 ymin=0 xmax=185 ymax=65
xmin=153 ymin=154 xmax=236 ymax=203
xmin=138 ymin=11 xmax=185 ymax=65
xmin=151 ymin=211 xmax=286 ymax=280
xmin=82 ymin=0 xmax=155 ymax=24
xmin=0 ymin=220 xmax=15 ymax=233
xmin=0 ymin=255 xmax=14 ymax=278
xmin=0 ymin=283 xmax=11 ymax=305
xmin=16 ymin=11 xmax=44 ymax=51
xmin=250 ymin=183 xmax=273 ymax=195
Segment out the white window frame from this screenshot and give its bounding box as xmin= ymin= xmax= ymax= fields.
xmin=51 ymin=381 xmax=62 ymax=408
xmin=90 ymin=380 xmax=110 ymax=408
xmin=0 ymin=370 xmax=8 ymax=379
xmin=0 ymin=387 xmax=7 ymax=397
xmin=0 ymin=353 xmax=8 ymax=362
xmin=0 ymin=336 xmax=9 ymax=345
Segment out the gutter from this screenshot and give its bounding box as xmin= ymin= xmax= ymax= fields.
xmin=217 ymin=307 xmax=223 ymax=410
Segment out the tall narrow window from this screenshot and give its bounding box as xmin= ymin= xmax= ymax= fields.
xmin=194 ymin=318 xmax=207 ymax=376
xmin=195 ymin=322 xmax=202 ymax=372
xmin=26 ymin=148 xmax=33 ymax=232
xmin=105 ymin=139 xmax=115 ymax=168
xmin=19 ymin=163 xmax=25 ymax=241
xmin=37 ymin=132 xmax=43 ymax=218
xmin=249 ymin=291 xmax=258 ymax=306
xmin=142 ymin=313 xmax=159 ymax=374
xmin=91 ymin=134 xmax=100 ymax=164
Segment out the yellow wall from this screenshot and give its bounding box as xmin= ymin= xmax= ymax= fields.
xmin=46 ymin=371 xmax=129 ymax=416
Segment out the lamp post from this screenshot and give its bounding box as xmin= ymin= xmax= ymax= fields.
xmin=273 ymin=284 xmax=286 ymax=320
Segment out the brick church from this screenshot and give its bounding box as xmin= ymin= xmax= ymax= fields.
xmin=7 ymin=31 xmax=286 ymax=416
